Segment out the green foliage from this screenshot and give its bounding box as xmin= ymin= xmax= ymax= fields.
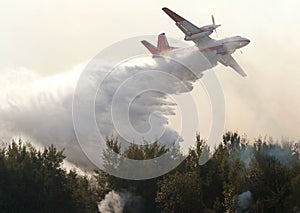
xmin=181 ymin=134 xmax=209 ymax=171
xmin=290 ymin=175 xmax=300 ymax=207
xmin=247 ymin=151 xmax=292 ymax=212
xmin=155 ymin=132 xmax=300 ymax=212
xmin=0 ymin=139 xmax=98 ymax=213
xmin=156 ymin=171 xmax=203 ymax=213
xmin=1 ymin=131 xmax=299 ymax=212
xmin=97 ymin=137 xmax=175 ymax=213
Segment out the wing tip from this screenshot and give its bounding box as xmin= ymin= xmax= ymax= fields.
xmin=235 ymin=69 xmax=247 ymax=77
xmin=140 ymin=40 xmax=147 ymax=45
xmin=162 ymin=7 xmax=185 ymax=22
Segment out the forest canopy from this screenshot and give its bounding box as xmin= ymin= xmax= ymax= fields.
xmin=0 ymin=132 xmax=299 ymax=213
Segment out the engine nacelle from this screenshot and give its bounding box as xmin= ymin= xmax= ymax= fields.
xmin=184 ymin=31 xmax=212 ymax=41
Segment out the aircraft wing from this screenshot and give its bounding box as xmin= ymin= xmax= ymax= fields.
xmin=218 ymin=54 xmax=247 ymax=77
xmin=162 ymin=7 xmax=212 ymax=44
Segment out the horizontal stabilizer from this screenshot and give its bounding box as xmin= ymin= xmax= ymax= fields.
xmin=141 ymin=40 xmax=160 ymax=55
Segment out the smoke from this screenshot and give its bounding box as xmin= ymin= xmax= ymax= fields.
xmin=236 ymin=191 xmax=252 ymax=213
xmin=0 ymin=48 xmax=210 ymax=170
xmin=238 ymin=147 xmax=254 ymax=168
xmin=259 ymin=140 xmax=297 ymax=166
xmin=235 ymin=139 xmax=299 ymax=168
xmin=98 ymin=190 xmax=143 ymax=213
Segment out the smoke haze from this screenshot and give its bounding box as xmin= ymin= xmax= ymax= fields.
xmin=98 ymin=190 xmax=143 ymax=213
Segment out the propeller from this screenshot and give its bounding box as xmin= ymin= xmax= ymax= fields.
xmin=211 ymin=15 xmax=220 ymax=37
xmin=212 ymin=15 xmax=216 ymax=25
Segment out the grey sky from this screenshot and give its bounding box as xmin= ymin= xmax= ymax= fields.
xmin=1 ymin=0 xmax=300 ymax=140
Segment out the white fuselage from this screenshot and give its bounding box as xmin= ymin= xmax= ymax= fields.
xmin=161 ymin=36 xmax=250 ymax=74
xmin=197 ymin=36 xmax=250 ymax=54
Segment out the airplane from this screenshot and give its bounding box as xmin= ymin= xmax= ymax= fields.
xmin=141 ymin=8 xmax=250 ymax=77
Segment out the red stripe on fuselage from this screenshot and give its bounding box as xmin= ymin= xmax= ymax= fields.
xmin=199 ymin=39 xmax=248 ymax=52
xmin=223 ymin=39 xmax=248 ymax=44
xmin=199 ymin=44 xmax=223 ymax=51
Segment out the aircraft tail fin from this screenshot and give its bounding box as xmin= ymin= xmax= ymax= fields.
xmin=141 ymin=33 xmax=175 ymax=55
xmin=157 ymin=33 xmax=171 ymax=51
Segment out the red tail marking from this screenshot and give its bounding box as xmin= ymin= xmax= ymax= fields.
xmin=157 ymin=33 xmax=171 ymax=51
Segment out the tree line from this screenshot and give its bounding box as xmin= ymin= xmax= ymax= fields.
xmin=0 ymin=132 xmax=299 ymax=212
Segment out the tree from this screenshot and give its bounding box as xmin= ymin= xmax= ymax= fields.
xmin=97 ymin=137 xmax=175 ymax=213
xmin=95 ymin=132 xmax=300 ymax=213
xmin=156 ymin=171 xmax=203 ymax=213
xmin=0 ymin=139 xmax=98 ymax=213
xmin=247 ymin=142 xmax=292 ymax=212
xmin=290 ymin=175 xmax=300 ymax=210
xmin=223 ymin=159 xmax=246 ymax=212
